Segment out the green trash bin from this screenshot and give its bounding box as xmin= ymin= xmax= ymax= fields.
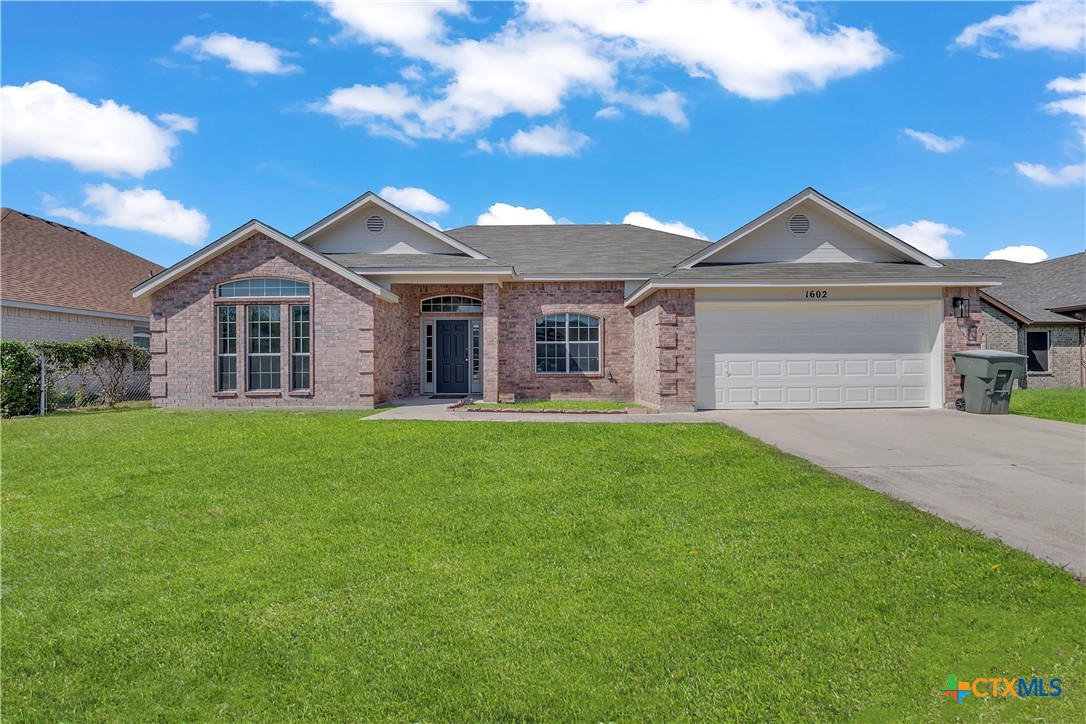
xmin=952 ymin=350 xmax=1027 ymax=414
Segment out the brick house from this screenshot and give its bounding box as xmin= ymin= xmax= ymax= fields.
xmin=946 ymin=253 xmax=1085 ymax=389
xmin=1 ymin=208 xmax=164 ymax=346
xmin=133 ymin=188 xmax=1003 ymax=411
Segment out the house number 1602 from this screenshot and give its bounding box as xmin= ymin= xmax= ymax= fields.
xmin=805 ymin=290 xmax=828 ymax=299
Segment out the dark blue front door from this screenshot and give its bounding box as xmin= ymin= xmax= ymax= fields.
xmin=436 ymin=320 xmax=469 ymax=393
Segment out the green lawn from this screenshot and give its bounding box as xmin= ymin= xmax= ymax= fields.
xmin=2 ymin=409 xmax=1083 ymax=721
xmin=1010 ymin=387 xmax=1086 ymax=424
xmin=466 ymin=399 xmax=642 ymax=411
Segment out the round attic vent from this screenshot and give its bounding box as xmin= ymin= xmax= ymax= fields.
xmin=366 ymin=214 xmax=386 ymax=234
xmin=788 ymin=213 xmax=811 ymax=236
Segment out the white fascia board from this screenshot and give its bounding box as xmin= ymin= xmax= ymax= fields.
xmin=132 ymin=220 xmax=399 ymax=303
xmin=0 ymin=299 xmax=149 ymax=323
xmin=516 ymin=275 xmax=653 ymax=281
xmin=349 ymin=267 xmax=514 ymax=276
xmin=294 ymin=192 xmax=489 ymax=260
xmin=677 ymin=188 xmax=942 ymax=269
xmin=624 ymin=277 xmax=1004 ymax=307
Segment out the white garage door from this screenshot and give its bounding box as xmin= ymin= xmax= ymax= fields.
xmin=696 ymin=302 xmax=939 ymax=409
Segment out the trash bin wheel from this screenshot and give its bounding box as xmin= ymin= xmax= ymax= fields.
xmin=954 ymin=397 xmax=966 ymax=412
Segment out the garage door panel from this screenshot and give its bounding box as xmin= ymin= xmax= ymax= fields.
xmin=696 ymin=302 xmax=936 ymax=410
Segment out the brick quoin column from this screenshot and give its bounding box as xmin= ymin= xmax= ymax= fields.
xmin=482 ymin=283 xmax=500 ymax=402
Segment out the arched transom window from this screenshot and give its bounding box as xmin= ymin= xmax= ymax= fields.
xmin=535 ymin=313 xmax=600 ymax=374
xmin=218 ymin=278 xmax=310 ymax=298
xmin=421 ymin=295 xmax=483 ymax=313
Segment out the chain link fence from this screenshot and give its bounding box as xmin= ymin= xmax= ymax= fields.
xmin=47 ymin=355 xmax=151 ymax=411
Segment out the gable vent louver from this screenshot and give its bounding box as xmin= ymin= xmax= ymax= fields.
xmin=788 ymin=213 xmax=811 ymax=236
xmin=366 ymin=214 xmax=386 ymax=234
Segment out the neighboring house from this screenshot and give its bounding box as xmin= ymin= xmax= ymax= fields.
xmin=1 ymin=208 xmax=164 ymax=347
xmin=133 ymin=188 xmax=1001 ymax=411
xmin=945 ymin=253 xmax=1085 ymax=388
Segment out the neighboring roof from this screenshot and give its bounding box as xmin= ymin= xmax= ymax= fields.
xmin=0 ymin=207 xmax=164 ymax=319
xmin=445 ymin=224 xmax=711 ymax=276
xmin=323 ymin=253 xmax=505 ymax=270
xmin=132 ymin=220 xmax=398 ymax=302
xmin=677 ymin=187 xmax=942 ymax=269
xmin=295 ymin=191 xmax=489 ymax=259
xmin=944 ymin=252 xmax=1086 ymax=324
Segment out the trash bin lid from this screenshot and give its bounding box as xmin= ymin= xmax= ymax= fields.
xmin=953 ymin=350 xmax=1027 ymax=361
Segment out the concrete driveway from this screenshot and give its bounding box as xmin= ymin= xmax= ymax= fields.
xmin=714 ymin=409 xmax=1086 ymax=576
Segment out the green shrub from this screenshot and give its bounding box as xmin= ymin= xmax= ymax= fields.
xmin=1 ymin=340 xmax=42 ymax=417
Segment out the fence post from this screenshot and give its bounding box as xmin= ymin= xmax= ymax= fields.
xmin=39 ymin=350 xmax=47 ymax=415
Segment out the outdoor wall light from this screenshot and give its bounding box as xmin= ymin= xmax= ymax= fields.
xmin=953 ymin=297 xmax=970 ymax=318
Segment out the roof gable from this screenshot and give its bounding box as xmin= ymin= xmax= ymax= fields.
xmin=678 ymin=188 xmax=942 ymax=269
xmin=295 ymin=192 xmax=488 ymax=259
xmin=0 ymin=208 xmax=164 ymax=318
xmin=132 ymin=220 xmax=398 ymax=302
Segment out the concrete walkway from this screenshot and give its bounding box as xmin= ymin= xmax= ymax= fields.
xmin=370 ymin=400 xmax=1086 ymax=575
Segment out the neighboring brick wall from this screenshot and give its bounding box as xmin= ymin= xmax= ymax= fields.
xmin=149 ymin=232 xmax=378 ymax=408
xmin=979 ymin=302 xmax=1085 ymax=388
xmin=495 ymin=282 xmax=634 ymax=402
xmin=942 ymin=287 xmax=983 ymax=406
xmin=633 ymin=290 xmax=696 ymax=410
xmin=1 ymin=305 xmax=138 ymax=342
xmin=375 ymin=283 xmax=485 ymax=401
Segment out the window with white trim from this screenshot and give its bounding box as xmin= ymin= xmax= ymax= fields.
xmin=535 ymin=313 xmax=600 ymax=374
xmin=217 ymin=307 xmax=237 ymax=391
xmin=219 ymin=278 xmax=309 ymax=298
xmin=247 ymin=306 xmax=281 ymax=390
xmin=421 ymin=295 xmax=482 ymax=313
xmin=290 ymin=305 xmax=311 ymax=391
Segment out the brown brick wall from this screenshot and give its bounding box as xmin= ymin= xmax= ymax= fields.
xmin=633 ymin=289 xmax=696 ymax=410
xmin=942 ymin=287 xmax=983 ymax=406
xmin=494 ymin=282 xmax=634 ymax=402
xmin=149 ymin=232 xmax=378 ymax=408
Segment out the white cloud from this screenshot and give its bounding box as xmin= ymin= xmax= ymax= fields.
xmin=984 ymin=245 xmax=1050 ymax=263
xmin=1014 ymin=161 xmax=1086 ymax=186
xmin=1043 ymin=73 xmax=1086 ymax=118
xmin=156 ymin=113 xmax=199 ymax=133
xmin=319 ymin=0 xmax=469 ymax=52
xmin=44 ymin=184 xmax=209 ymax=245
xmin=902 ymin=128 xmax=965 ymax=153
xmin=595 ymin=106 xmax=622 ymax=120
xmin=400 ymin=64 xmax=424 ymax=82
xmin=378 ymin=186 xmax=450 ymax=214
xmin=607 ymin=89 xmax=687 ymax=125
xmin=1 ymin=81 xmax=193 ymax=177
xmin=315 ymin=1 xmax=889 ymax=143
xmin=622 ymin=211 xmax=708 ymax=240
xmin=503 ymin=123 xmax=590 ymax=157
xmin=885 ymin=220 xmax=963 ymax=258
xmin=526 ymin=0 xmax=891 ymax=100
xmin=955 ymin=1 xmax=1086 ymax=55
xmin=475 ymin=138 xmax=494 ymax=153
xmin=477 ymin=203 xmax=556 ymax=225
xmin=176 ymin=33 xmax=300 ymax=74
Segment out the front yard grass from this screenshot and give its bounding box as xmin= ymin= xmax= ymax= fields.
xmin=466 ymin=399 xmax=642 ymax=411
xmin=2 ymin=409 xmax=1083 ymax=721
xmin=1010 ymin=387 xmax=1086 ymax=424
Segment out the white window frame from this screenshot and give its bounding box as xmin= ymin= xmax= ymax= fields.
xmin=218 ymin=278 xmax=309 ymax=299
xmin=290 ymin=304 xmax=311 ymax=392
xmin=247 ymin=305 xmax=281 ymax=391
xmin=534 ymin=313 xmax=601 ymax=375
xmin=216 ymin=306 xmax=237 ymax=391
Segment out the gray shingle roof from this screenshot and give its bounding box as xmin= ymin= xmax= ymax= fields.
xmin=445 ymin=224 xmax=711 ymax=275
xmin=943 ymin=253 xmax=1085 ymax=324
xmin=323 ymin=253 xmax=505 ymax=269
xmin=658 ymin=262 xmax=994 ymax=282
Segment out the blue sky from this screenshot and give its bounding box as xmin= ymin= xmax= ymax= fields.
xmin=2 ymin=1 xmax=1084 ymax=267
